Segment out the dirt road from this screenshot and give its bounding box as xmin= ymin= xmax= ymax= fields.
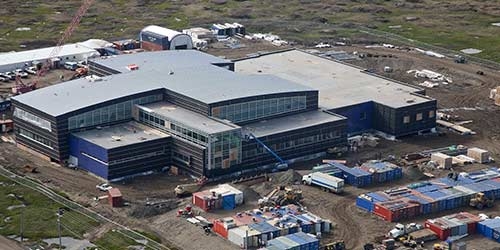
xmin=0 ymin=236 xmax=23 ymax=250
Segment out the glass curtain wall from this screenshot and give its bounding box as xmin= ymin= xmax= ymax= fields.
xmin=68 ymin=94 xmax=163 ymax=130
xmin=211 ymin=96 xmax=306 ymax=123
xmin=137 ymin=108 xmax=242 ymax=170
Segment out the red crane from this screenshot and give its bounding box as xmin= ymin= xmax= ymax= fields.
xmin=13 ymin=0 xmax=94 ymax=95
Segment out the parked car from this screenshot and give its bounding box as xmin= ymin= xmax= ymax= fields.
xmin=96 ymin=183 xmax=112 ymax=192
xmin=315 ymin=42 xmax=331 ymax=48
xmin=25 ymin=66 xmax=37 ymax=75
xmin=15 ymin=69 xmax=29 ymax=78
xmin=0 ymin=76 xmax=8 ymax=82
xmin=4 ymin=72 xmax=16 ymax=80
xmin=0 ymin=73 xmax=9 ymax=82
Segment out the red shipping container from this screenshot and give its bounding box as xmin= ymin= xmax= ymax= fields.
xmin=425 ymin=219 xmax=451 ymax=240
xmin=193 ymin=192 xmax=208 ymax=211
xmin=213 ymin=220 xmax=229 ymax=238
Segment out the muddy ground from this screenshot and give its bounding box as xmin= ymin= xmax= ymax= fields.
xmin=1 ymin=41 xmax=500 ymax=249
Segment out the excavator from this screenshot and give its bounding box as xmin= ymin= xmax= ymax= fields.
xmin=469 ymin=192 xmax=494 ymax=209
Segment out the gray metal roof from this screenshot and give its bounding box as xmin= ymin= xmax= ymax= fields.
xmin=235 ymin=50 xmax=434 ymax=109
xmin=12 ymin=50 xmax=313 ymax=116
xmin=72 ymin=121 xmax=169 ymax=149
xmin=141 ymin=102 xmax=239 ymax=134
xmin=92 ymin=50 xmax=231 ymax=72
xmin=243 ymin=110 xmax=345 ymax=138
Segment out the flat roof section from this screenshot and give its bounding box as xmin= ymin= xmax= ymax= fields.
xmin=235 ymin=50 xmax=433 ymax=109
xmin=0 ymin=43 xmax=99 ymax=67
xmin=243 ymin=110 xmax=345 ymax=138
xmin=72 ymin=121 xmax=169 ymax=150
xmin=92 ymin=49 xmax=231 ymax=73
xmin=141 ymin=102 xmax=240 ymax=134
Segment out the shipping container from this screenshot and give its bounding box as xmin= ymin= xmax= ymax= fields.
xmin=228 ymin=226 xmax=262 ymax=248
xmin=213 ymin=218 xmax=237 ymax=238
xmin=331 ymin=162 xmax=372 ymax=187
xmin=373 ymin=199 xmax=420 ymax=222
xmin=107 ymin=188 xmax=123 ymax=207
xmin=311 ymin=164 xmax=343 ymax=178
xmin=425 ymin=218 xmax=451 ymax=240
xmin=356 ymin=195 xmax=374 ymax=212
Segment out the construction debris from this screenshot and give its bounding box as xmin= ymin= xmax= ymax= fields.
xmin=408 ymin=69 xmax=452 ymax=87
xmin=436 ymin=119 xmax=475 ymax=135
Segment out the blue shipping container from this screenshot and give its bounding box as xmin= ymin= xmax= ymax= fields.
xmin=222 ymin=194 xmax=236 ymax=210
xmin=356 ymin=196 xmax=373 ymax=212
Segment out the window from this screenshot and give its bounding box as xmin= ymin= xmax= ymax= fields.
xmin=403 ymin=115 xmax=410 ymax=124
xmin=360 ymin=112 xmax=367 ymax=120
xmin=429 ymin=110 xmax=435 ymax=118
xmin=14 ymin=108 xmax=52 ymax=131
xmin=416 ymin=113 xmax=423 ymax=121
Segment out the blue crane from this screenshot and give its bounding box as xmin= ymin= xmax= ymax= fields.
xmin=246 ymin=133 xmax=288 ymax=171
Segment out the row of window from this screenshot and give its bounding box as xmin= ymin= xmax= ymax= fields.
xmin=68 ymin=94 xmax=163 ymax=130
xmin=403 ymin=110 xmax=435 ymax=124
xmin=18 ymin=128 xmax=53 ymax=149
xmin=212 ymin=96 xmax=307 ymax=123
xmin=139 ymin=110 xmax=210 ymax=146
xmin=137 ymin=108 xmax=243 ymax=170
xmin=14 ymin=108 xmax=52 ymax=131
xmin=243 ymin=131 xmax=342 ymax=158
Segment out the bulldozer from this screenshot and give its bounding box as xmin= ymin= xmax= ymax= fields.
xmin=469 ymin=192 xmax=494 ymax=209
xmin=259 ymin=186 xmax=303 ymax=207
xmin=323 ymin=240 xmax=346 ymax=250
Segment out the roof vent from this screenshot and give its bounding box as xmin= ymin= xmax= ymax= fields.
xmin=111 ymin=136 xmax=122 ymax=141
xmin=406 ymin=99 xmax=415 ymax=103
xmin=127 ymin=64 xmax=139 ymax=71
xmin=169 ymin=70 xmax=174 ymax=75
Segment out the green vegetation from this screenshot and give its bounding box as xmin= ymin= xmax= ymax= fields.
xmin=1 ymin=0 xmax=500 ymax=62
xmin=93 ymin=229 xmax=164 ymax=250
xmin=0 ymin=176 xmax=98 ymax=241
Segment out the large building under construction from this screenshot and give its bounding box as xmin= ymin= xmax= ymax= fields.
xmin=11 ymin=50 xmax=347 ymax=180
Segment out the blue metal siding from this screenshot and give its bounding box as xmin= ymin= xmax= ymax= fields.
xmin=331 ymin=101 xmax=373 ymax=134
xmin=69 ymin=134 xmax=109 ymax=179
xmin=0 ymin=100 xmax=11 ymax=112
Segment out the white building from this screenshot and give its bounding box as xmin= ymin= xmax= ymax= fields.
xmin=0 ymin=43 xmax=99 ymax=72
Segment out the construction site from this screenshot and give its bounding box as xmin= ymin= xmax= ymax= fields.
xmin=2 ymin=1 xmax=500 ymax=250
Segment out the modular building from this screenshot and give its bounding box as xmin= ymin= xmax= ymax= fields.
xmin=140 ymin=25 xmax=193 ymax=51
xmin=0 ymin=43 xmax=99 ymax=72
xmin=11 ymin=50 xmax=347 ymax=180
xmin=236 ymin=49 xmax=437 ymax=138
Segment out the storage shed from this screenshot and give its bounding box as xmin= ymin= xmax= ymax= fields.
xmin=140 ymin=25 xmax=193 ymax=51
xmin=108 ymin=188 xmax=123 ymax=207
xmin=431 ymin=153 xmax=452 ymax=169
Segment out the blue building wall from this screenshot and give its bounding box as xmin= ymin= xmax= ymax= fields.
xmin=69 ymin=134 xmax=109 ymax=179
xmin=330 ymin=101 xmax=374 ymax=135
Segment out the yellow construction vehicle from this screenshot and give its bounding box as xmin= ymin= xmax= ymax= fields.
xmin=323 ymin=240 xmax=345 ymax=250
xmin=433 ymin=243 xmax=447 ymax=250
xmin=469 ymin=192 xmax=494 ymax=209
xmin=259 ymin=186 xmax=303 ymax=207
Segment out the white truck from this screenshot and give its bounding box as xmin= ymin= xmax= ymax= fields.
xmin=387 ymin=223 xmax=424 ymax=239
xmin=302 ymin=172 xmax=344 ymax=193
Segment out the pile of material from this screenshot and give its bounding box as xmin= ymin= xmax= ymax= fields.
xmin=357 ymin=168 xmax=500 ymax=222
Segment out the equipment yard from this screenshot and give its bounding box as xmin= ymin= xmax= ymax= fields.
xmin=2 ymin=1 xmax=500 ymax=250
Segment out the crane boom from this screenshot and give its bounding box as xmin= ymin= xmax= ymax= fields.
xmin=247 ymin=133 xmax=288 ymax=170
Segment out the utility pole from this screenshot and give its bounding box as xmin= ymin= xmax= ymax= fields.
xmin=57 ymin=208 xmax=64 ymax=250
xmin=19 ymin=207 xmax=24 ymax=242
